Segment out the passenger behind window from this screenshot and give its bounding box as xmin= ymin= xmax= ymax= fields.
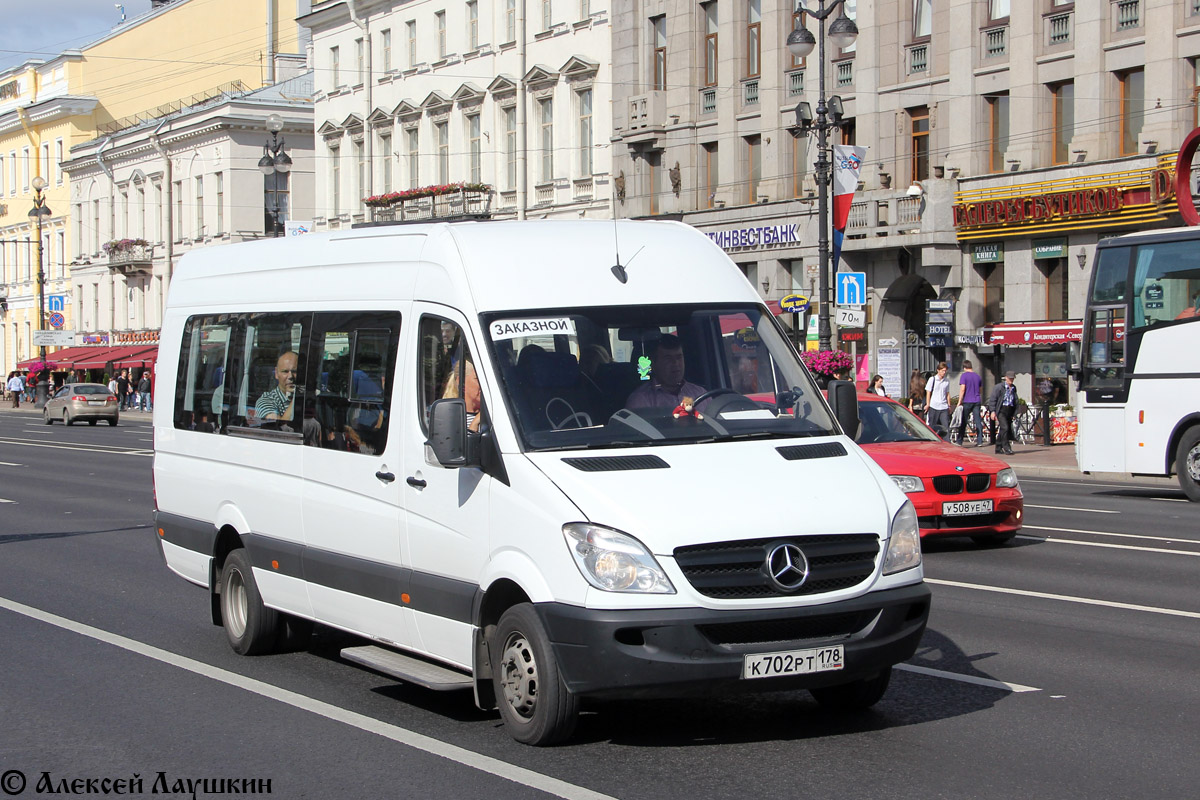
xmin=254 ymin=350 xmax=298 ymax=425
xmin=443 ymin=357 xmax=483 ymax=432
xmin=349 ymin=354 xmax=388 ymax=453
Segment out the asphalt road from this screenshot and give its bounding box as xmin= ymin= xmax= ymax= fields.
xmin=1 ymin=409 xmax=1197 ymax=799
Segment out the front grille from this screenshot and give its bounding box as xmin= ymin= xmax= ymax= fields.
xmin=697 ymin=610 xmax=875 ymax=646
xmin=966 ymin=473 xmax=991 ymax=492
xmin=918 ymin=511 xmax=1011 ymax=530
xmin=932 ymin=473 xmax=991 ymax=495
xmin=674 ymin=534 xmax=879 ymax=599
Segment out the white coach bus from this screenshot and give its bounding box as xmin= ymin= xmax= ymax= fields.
xmin=152 ymin=220 xmax=930 ymax=744
xmin=1074 ymin=226 xmax=1200 ymax=499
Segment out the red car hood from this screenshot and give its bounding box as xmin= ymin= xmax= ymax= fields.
xmin=859 ymin=440 xmax=1011 ymax=477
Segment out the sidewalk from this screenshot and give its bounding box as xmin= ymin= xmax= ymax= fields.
xmin=964 ymin=439 xmax=1178 ymax=487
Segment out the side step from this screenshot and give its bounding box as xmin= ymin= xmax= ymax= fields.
xmin=340 ymin=645 xmax=473 ymax=691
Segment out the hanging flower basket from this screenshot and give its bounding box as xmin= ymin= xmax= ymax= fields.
xmin=364 ymin=182 xmax=492 ymax=208
xmin=800 ymin=349 xmax=855 ymax=380
xmin=102 ymin=238 xmax=150 ymax=255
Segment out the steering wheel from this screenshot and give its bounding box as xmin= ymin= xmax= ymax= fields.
xmin=691 ymin=388 xmax=758 ymax=417
xmin=691 ymin=388 xmax=739 ymax=405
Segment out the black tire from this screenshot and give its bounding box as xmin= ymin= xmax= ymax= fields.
xmin=88 ymin=419 xmax=98 ymax=426
xmin=44 ymin=408 xmax=53 ymax=425
xmin=491 ymin=603 xmax=579 ymax=746
xmin=971 ymin=532 xmax=1016 ymax=546
xmin=64 ymin=409 xmax=73 ymax=426
xmin=219 ymin=548 xmax=281 ymax=656
xmin=107 ymin=418 xmax=118 ymax=426
xmin=1177 ymin=427 xmax=1200 ymax=502
xmin=809 ymin=667 xmax=892 ymax=711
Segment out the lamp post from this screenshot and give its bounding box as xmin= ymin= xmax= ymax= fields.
xmin=787 ymin=1 xmax=858 ymax=352
xmin=258 ymin=113 xmax=292 ymax=237
xmin=28 ymin=175 xmax=51 ymax=408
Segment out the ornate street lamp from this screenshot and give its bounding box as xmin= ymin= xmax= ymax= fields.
xmin=788 ymin=1 xmax=858 ymax=352
xmin=28 ymin=175 xmax=52 ymax=408
xmin=258 ymin=113 xmax=292 ymax=237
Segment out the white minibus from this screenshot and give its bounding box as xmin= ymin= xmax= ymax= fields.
xmin=153 ymin=220 xmax=930 ymax=744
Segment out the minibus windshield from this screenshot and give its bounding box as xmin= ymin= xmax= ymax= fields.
xmin=484 ymin=304 xmax=837 ymax=451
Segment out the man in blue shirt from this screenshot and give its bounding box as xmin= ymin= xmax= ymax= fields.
xmin=956 ymin=360 xmax=983 ymax=446
xmin=987 ymin=370 xmax=1020 ymax=455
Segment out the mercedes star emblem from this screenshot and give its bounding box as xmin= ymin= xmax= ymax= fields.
xmin=765 ymin=543 xmax=810 ymax=592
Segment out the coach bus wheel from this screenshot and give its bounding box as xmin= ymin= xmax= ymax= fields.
xmin=1176 ymin=427 xmax=1200 ymax=502
xmin=219 ymin=548 xmax=281 ymax=655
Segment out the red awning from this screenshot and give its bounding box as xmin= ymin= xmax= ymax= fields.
xmin=984 ymin=320 xmax=1083 ymax=346
xmin=70 ymin=346 xmax=144 ymax=369
xmin=112 ymin=346 xmax=158 ymax=368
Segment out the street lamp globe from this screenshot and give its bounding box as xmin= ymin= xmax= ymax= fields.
xmin=827 ymin=10 xmax=859 ymax=49
xmin=31 ymin=175 xmax=47 ymax=192
xmin=274 ymin=150 xmax=293 ymax=174
xmin=786 ymin=26 xmax=816 ymax=58
xmin=266 ymin=113 xmax=284 ymax=134
xmin=258 ymin=148 xmax=276 ymax=175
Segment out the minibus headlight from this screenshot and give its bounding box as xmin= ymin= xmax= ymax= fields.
xmin=882 ymin=501 xmax=922 ymax=575
xmin=563 ymin=523 xmax=676 ymax=594
xmin=890 ymin=475 xmax=924 ymax=493
xmin=996 ymin=468 xmax=1020 ymax=489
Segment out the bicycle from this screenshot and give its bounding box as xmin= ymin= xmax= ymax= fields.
xmin=1013 ymin=403 xmax=1042 ymax=445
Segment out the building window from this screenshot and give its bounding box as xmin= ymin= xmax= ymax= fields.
xmin=1194 ymin=59 xmax=1200 ymax=128
xmin=792 ymin=136 xmax=807 ymax=199
xmin=745 ymin=134 xmax=761 ymax=204
xmin=980 ymin=263 xmax=1005 ymax=322
xmin=21 ymin=146 xmax=29 ymax=191
xmin=1041 ymin=259 xmax=1068 ymax=320
xmin=195 ymin=176 xmax=204 ymax=237
xmin=467 ymin=114 xmax=481 ymax=183
xmin=40 ymin=143 xmax=49 ymax=185
xmin=506 ymin=0 xmax=517 ymax=42
xmin=704 ymin=142 xmax=719 ymax=208
xmin=355 ymin=140 xmax=367 ymax=210
xmin=436 ymin=12 xmax=447 ymax=58
xmin=330 ymin=144 xmax=341 ymax=215
xmin=746 ymin=0 xmax=761 ymax=78
xmin=264 ymin=172 xmax=288 ymax=235
xmin=913 ymin=0 xmax=932 ymax=39
xmin=651 ymin=16 xmax=667 ymax=91
xmin=381 ymin=29 xmax=392 ymax=72
xmin=539 ymin=98 xmax=554 ymax=183
xmin=839 ymin=0 xmax=857 ymax=56
xmin=989 ymin=0 xmax=1009 ymax=20
xmin=1051 ymin=81 xmax=1074 ymax=165
xmin=214 ymin=173 xmax=223 ymax=234
xmin=572 ymin=89 xmax=592 ymax=176
xmin=987 ymin=93 xmax=1010 ymax=173
xmin=467 ymin=2 xmax=478 ymax=50
xmin=355 ymin=37 xmax=364 ymax=84
xmin=380 ymin=133 xmax=393 ymax=193
xmin=436 ymin=122 xmax=449 ymax=184
xmin=170 ymin=186 xmax=180 ymax=242
xmin=1119 ymin=68 xmax=1144 ymax=156
xmin=407 ymin=21 xmax=417 ymax=67
xmin=542 ymin=0 xmax=553 ymax=30
xmin=504 ymin=106 xmax=517 ymax=189
xmin=648 ymin=151 xmax=661 ymax=215
xmin=703 ymin=2 xmax=718 ymax=87
xmin=580 ymin=0 xmax=590 ymax=18
xmin=407 ymin=128 xmax=419 ymax=187
xmin=330 ymin=46 xmax=340 ymax=88
xmin=54 ymin=139 xmax=64 ymax=185
xmin=910 ymin=106 xmax=929 ymax=182
xmin=0 ymin=156 xmax=5 ymax=195
xmin=136 ymin=181 xmax=146 ymax=238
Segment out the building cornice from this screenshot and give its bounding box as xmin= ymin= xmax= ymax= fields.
xmin=0 ymin=95 xmax=98 ymax=136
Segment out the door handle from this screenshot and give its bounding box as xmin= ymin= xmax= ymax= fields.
xmin=375 ymin=470 xmax=396 ymax=483
xmin=406 ymin=476 xmax=427 ymax=488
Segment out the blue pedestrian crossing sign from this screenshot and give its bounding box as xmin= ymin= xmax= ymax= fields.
xmin=836 ymin=272 xmax=867 ymax=307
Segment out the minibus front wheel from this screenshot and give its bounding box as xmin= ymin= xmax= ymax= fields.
xmin=492 ymin=604 xmax=579 ymax=746
xmin=220 ymin=548 xmax=280 ymax=656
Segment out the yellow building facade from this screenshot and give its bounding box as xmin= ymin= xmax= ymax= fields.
xmin=1 ymin=0 xmax=307 ymax=377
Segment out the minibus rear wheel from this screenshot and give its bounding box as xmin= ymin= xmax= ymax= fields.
xmin=809 ymin=667 xmax=892 ymax=711
xmin=220 ymin=548 xmax=280 ymax=656
xmin=492 ymin=604 xmax=578 ymax=745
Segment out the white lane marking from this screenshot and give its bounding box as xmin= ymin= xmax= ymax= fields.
xmin=1016 ymin=534 xmax=1200 ymax=558
xmin=1020 ymin=478 xmax=1175 ymax=491
xmin=0 ymin=498 xmax=15 ymax=504
xmin=1024 ymin=525 xmax=1198 ymax=545
xmin=0 ymin=461 xmax=23 ymax=466
xmin=1025 ymin=504 xmax=1119 ymax=514
xmin=895 ymin=663 xmax=1040 ymax=693
xmin=1151 ymin=497 xmax=1189 ymax=503
xmin=0 ymin=596 xmax=616 ymax=800
xmin=927 ymin=578 xmax=1200 ymax=619
xmin=0 ymin=437 xmax=151 ymax=457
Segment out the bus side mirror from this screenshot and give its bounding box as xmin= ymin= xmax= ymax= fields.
xmin=826 ymin=379 xmax=860 ymax=440
xmin=428 ymin=398 xmax=468 ymax=467
xmin=1066 ymin=341 xmax=1082 ymax=378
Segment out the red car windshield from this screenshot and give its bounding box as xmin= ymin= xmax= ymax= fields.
xmin=857 ymin=399 xmax=941 ymax=444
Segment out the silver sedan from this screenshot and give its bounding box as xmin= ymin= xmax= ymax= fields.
xmin=43 ymin=383 xmax=120 ymax=426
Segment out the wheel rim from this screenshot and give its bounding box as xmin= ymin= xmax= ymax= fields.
xmin=224 ymin=567 xmax=249 ymax=639
xmin=1186 ymin=442 xmax=1200 ymax=482
xmin=498 ymin=630 xmax=539 ymax=721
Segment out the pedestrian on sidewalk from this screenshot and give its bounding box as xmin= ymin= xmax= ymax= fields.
xmin=6 ymin=371 xmax=23 ymax=408
xmin=116 ymin=370 xmax=131 ymax=411
xmin=957 ymin=360 xmax=983 ymax=446
xmin=988 ymin=371 xmax=1020 ymax=456
xmin=138 ymin=371 xmax=152 ymax=412
xmin=925 ymin=362 xmax=951 ymax=433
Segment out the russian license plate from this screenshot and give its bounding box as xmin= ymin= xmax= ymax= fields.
xmin=88 ymin=400 xmax=106 ymax=406
xmin=943 ymin=499 xmax=994 ymax=516
xmin=742 ymin=645 xmax=844 ymax=680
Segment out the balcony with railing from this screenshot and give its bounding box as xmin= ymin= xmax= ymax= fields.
xmin=788 ymin=70 xmax=804 ymax=97
xmin=907 ymin=44 xmax=928 ymax=75
xmin=983 ymin=25 xmax=1007 ymax=58
xmin=836 ymin=60 xmax=853 ymax=88
xmin=625 ymin=91 xmax=667 ymax=146
xmin=1046 ymin=11 xmax=1072 ymax=46
xmin=700 ymin=88 xmax=717 ymax=115
xmin=1114 ymin=0 xmax=1140 ymax=30
xmin=368 ymin=187 xmax=493 ymax=222
xmin=743 ymin=79 xmax=759 ymax=107
xmin=105 ymin=241 xmax=153 ymax=276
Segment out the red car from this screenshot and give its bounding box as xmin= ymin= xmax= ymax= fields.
xmin=854 ymin=393 xmax=1023 ymax=545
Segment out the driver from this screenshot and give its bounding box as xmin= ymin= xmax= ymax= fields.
xmin=626 ymin=334 xmax=707 ymax=411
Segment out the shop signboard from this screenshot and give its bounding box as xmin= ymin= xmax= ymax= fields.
xmin=877 ymin=347 xmax=903 ymax=400
xmin=971 ymin=243 xmax=1003 ymax=263
xmin=780 ymin=293 xmax=809 ymax=313
xmin=34 ymin=330 xmax=74 ymax=347
xmin=1032 ymin=238 xmax=1067 ymax=259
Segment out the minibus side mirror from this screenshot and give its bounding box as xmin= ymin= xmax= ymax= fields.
xmin=1066 ymin=341 xmax=1082 ymax=379
xmin=428 ymin=398 xmax=468 ymax=467
xmin=826 ymin=379 xmax=860 ymax=440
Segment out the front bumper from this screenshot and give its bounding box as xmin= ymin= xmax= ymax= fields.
xmin=534 ymin=582 xmax=930 ymax=699
xmin=913 ymin=492 xmax=1023 ymax=537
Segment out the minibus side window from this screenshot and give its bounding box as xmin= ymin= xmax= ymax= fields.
xmin=307 ymin=312 xmax=402 ymax=454
xmin=418 ymin=316 xmax=485 ymax=434
xmin=173 ymin=314 xmax=234 ymax=432
xmin=229 ymin=312 xmax=311 ymax=434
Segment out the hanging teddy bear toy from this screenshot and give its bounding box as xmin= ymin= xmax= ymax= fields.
xmin=673 ymin=396 xmax=703 ymax=420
